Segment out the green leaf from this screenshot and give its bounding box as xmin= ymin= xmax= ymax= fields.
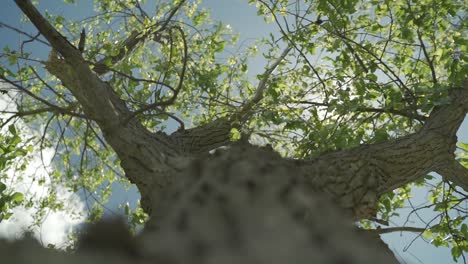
xmin=7 ymin=52 xmax=18 ymax=65
xmin=8 ymin=125 xmax=17 ymax=135
xmin=451 ymin=246 xmax=461 ymax=261
xmin=124 ymin=202 xmax=130 ymax=215
xmin=193 ymin=11 xmax=208 ymax=26
xmin=55 ymin=15 xmax=65 ymax=25
xmin=11 ymin=192 xmax=24 ymax=204
xmin=461 ymin=224 xmax=468 ymax=239
xmin=229 ymin=128 xmax=241 ymax=141
xmin=382 ymin=198 xmax=391 ymax=212
xmin=366 ymin=73 xmax=378 ymax=82
xmin=0 ymin=198 xmax=6 ymax=210
xmin=422 ymin=229 xmax=433 ymax=239
xmin=2 ymin=212 xmax=12 ymax=220
xmin=458 ymin=142 xmax=468 ymax=151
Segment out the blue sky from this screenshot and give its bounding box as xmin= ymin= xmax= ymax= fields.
xmin=0 ymin=1 xmax=467 ymax=263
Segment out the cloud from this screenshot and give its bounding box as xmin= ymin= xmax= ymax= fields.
xmin=0 ymin=83 xmax=86 ymax=247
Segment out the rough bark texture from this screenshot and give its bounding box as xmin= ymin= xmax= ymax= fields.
xmin=6 ymin=0 xmax=468 ymax=263
xmin=1 ymin=144 xmax=397 ymax=264
xmin=141 ymin=143 xmax=398 ymax=264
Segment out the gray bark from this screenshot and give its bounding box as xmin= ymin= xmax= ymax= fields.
xmin=1 ymin=144 xmax=398 ymax=264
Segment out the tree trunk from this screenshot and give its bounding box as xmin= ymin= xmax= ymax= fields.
xmin=140 ymin=143 xmax=399 ymax=264
xmin=1 ymin=143 xmax=398 ymax=264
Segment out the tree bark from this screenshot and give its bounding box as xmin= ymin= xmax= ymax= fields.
xmin=1 ymin=144 xmax=398 ymax=264
xmin=8 ymin=0 xmax=468 ymax=263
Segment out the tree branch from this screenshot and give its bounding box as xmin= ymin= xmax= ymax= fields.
xmin=0 ymin=74 xmax=80 ymax=115
xmin=436 ymin=159 xmax=468 ymax=192
xmin=15 ymin=0 xmax=182 ymax=206
xmin=240 ymin=46 xmax=292 ymax=118
xmin=292 ymin=81 xmax=468 ymax=219
xmin=362 ymin=226 xmax=426 ymax=235
xmin=293 ymin=100 xmax=427 ymax=121
xmin=0 ymin=22 xmax=50 ymax=46
xmin=14 ymin=0 xmax=81 ymax=61
xmin=422 ymin=79 xmax=468 ymax=137
xmin=92 ymin=0 xmax=187 ymax=75
xmin=1 ymin=107 xmax=88 ymax=119
xmin=123 ymin=25 xmax=188 ymax=124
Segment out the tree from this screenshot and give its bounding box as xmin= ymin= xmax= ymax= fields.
xmin=0 ymin=0 xmax=467 ymax=263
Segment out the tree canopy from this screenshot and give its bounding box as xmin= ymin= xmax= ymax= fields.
xmin=0 ymin=0 xmax=467 ymax=263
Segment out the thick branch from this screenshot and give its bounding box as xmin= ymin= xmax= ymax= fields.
xmin=436 ymin=159 xmax=468 ymax=192
xmin=15 ymin=0 xmax=183 ymax=215
xmin=167 ymin=79 xmax=468 ymax=219
xmin=14 ymin=0 xmax=80 ymax=61
xmin=294 ymin=80 xmax=467 ymax=218
xmin=170 ymin=118 xmax=233 ymax=154
xmin=170 ymin=47 xmax=292 ymax=154
xmin=422 ymin=80 xmax=468 ymax=137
